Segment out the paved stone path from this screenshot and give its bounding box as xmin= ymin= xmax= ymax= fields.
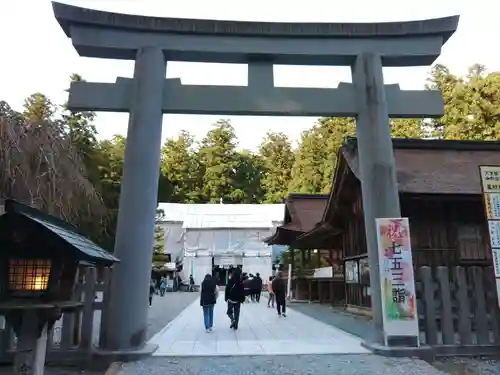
xmin=146 ymin=291 xmax=199 ymax=340
xmin=149 ymin=297 xmax=369 ymax=356
xmin=289 ymin=303 xmax=377 ymax=342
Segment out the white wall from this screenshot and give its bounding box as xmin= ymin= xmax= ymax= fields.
xmin=184 ymin=228 xmax=274 ymax=255
xmin=159 ymin=224 xmax=277 ymax=284
xmin=183 ymin=255 xmax=212 ymax=284
xmin=243 ymin=256 xmax=272 ymax=282
xmin=159 ymin=222 xmax=184 ymax=261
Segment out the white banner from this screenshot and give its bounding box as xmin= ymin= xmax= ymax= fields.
xmin=489 ymin=221 xmax=500 ymax=248
xmin=376 ymin=218 xmax=419 ymax=346
xmin=479 ymin=166 xmax=500 ymax=307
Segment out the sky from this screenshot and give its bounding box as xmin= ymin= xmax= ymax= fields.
xmin=0 ymin=0 xmax=498 ymax=151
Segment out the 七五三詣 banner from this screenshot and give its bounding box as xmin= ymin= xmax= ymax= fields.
xmin=376 ymin=217 xmax=419 ymax=345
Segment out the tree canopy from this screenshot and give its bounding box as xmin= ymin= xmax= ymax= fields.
xmin=1 ymin=63 xmax=498 ymax=251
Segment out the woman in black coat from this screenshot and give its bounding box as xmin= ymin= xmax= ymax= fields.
xmin=200 ymin=274 xmax=218 ymax=332
xmin=225 ymin=268 xmax=245 ymax=330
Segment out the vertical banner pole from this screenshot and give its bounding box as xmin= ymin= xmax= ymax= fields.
xmin=287 ymin=263 xmax=292 ymax=300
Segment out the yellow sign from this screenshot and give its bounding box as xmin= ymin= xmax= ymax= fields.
xmin=480 ymin=166 xmax=500 ymax=193
xmin=485 ymin=193 xmax=500 ymax=220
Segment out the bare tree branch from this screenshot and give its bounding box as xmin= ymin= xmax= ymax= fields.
xmin=0 ymin=101 xmax=106 ymax=226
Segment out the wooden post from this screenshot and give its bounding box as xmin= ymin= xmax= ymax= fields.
xmin=455 ymin=267 xmax=472 ymax=345
xmin=60 ymin=268 xmax=80 ymax=349
xmin=471 ymin=267 xmax=489 ymax=344
xmin=308 ymin=280 xmax=312 ymax=302
xmin=80 ymin=267 xmax=97 ymax=350
xmin=318 ymin=280 xmax=322 ymax=303
xmin=13 ymin=310 xmax=48 ymax=375
xmin=420 ymin=266 xmax=437 ymax=346
xmin=436 ymin=267 xmax=454 ymax=345
xmin=99 ymin=268 xmax=113 ymax=348
xmin=330 ymin=279 xmax=335 ymax=305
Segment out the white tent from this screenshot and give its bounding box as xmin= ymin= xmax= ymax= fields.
xmin=157 ymin=203 xmax=284 ymax=284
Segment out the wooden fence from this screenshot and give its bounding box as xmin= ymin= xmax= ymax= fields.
xmin=289 ymin=276 xmax=345 ymax=305
xmin=288 ymin=265 xmax=500 ymax=355
xmin=416 ymin=265 xmax=500 ymax=355
xmin=0 ymin=266 xmax=112 ymax=364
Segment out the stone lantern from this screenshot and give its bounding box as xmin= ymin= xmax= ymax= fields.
xmin=0 ymin=199 xmax=119 ymax=375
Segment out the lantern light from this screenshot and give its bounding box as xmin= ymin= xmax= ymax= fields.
xmin=8 ymin=259 xmax=52 ymax=292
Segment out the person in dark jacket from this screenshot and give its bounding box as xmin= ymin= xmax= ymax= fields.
xmin=149 ymin=280 xmax=155 ymax=306
xmin=243 ymin=273 xmax=252 ymax=302
xmin=200 ymin=274 xmax=218 ymax=332
xmin=271 ymin=271 xmax=287 ymax=317
xmin=189 ymin=274 xmax=195 ymax=292
xmin=225 ymin=268 xmax=245 ymax=329
xmin=248 ymin=274 xmax=257 ymax=302
xmin=253 ymin=273 xmax=263 ymax=303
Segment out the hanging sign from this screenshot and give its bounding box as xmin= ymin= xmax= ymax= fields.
xmin=344 ymin=260 xmax=359 ymax=284
xmin=480 ymin=166 xmax=500 ymax=193
xmin=479 ymin=166 xmax=500 ymax=305
xmin=484 ymin=193 xmax=500 ymax=220
xmin=376 ymin=217 xmax=419 ymax=346
xmin=489 ymin=221 xmax=500 ymax=248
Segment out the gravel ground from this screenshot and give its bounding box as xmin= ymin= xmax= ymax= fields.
xmin=118 ymin=354 xmax=448 ymax=375
xmin=288 ymin=303 xmax=500 ymax=375
xmin=433 ymin=357 xmax=500 ymax=375
xmin=0 ymin=292 xmax=199 ymax=375
xmin=4 ymin=296 xmax=500 ymax=375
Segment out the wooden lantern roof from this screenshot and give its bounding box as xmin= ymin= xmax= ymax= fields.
xmin=0 ymin=199 xmax=119 ymax=266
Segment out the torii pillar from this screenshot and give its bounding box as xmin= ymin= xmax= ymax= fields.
xmin=352 ymin=53 xmax=406 ymax=346
xmin=107 ymin=47 xmax=166 ymax=350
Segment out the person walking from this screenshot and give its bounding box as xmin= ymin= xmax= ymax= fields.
xmin=149 ymin=280 xmax=155 ymax=306
xmin=267 ymin=276 xmax=275 ymax=308
xmin=254 ymin=273 xmax=263 ymax=303
xmin=225 ymin=268 xmax=245 ymax=330
xmin=247 ymin=274 xmax=255 ymax=302
xmin=200 ymin=274 xmax=218 ymax=332
xmin=189 ymin=274 xmax=195 ymax=292
xmin=242 ymin=273 xmax=251 ymax=303
xmin=272 ymin=271 xmax=287 ymax=317
xmin=159 ymin=276 xmax=167 ymax=296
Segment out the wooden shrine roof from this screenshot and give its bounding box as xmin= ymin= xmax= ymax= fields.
xmin=341 ymin=137 xmax=500 ymax=194
xmin=296 ymin=137 xmax=500 ymax=248
xmin=264 ymin=194 xmax=328 ymax=247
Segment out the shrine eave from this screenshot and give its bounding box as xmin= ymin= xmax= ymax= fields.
xmin=293 ymin=222 xmax=342 ymax=250
xmin=264 ymin=227 xmax=303 ymax=246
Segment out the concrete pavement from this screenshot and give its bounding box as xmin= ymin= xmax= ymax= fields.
xmin=149 ymin=296 xmax=369 ymax=356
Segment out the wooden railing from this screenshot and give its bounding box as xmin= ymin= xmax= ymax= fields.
xmin=0 ymin=267 xmax=112 ymax=364
xmin=415 ymin=266 xmax=500 ymax=354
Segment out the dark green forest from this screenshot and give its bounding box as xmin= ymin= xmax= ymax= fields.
xmin=1 ymin=64 xmax=499 ymax=250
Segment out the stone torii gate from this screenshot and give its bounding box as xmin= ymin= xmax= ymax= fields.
xmin=52 ymin=2 xmax=458 ymax=353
